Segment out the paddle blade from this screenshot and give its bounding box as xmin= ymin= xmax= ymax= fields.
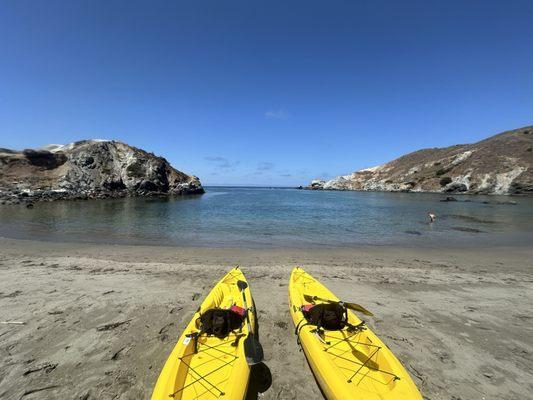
xmin=237 ymin=280 xmax=248 ymax=291
xmin=344 ymin=302 xmax=374 ymax=316
xmin=244 ymin=334 xmax=264 ymax=365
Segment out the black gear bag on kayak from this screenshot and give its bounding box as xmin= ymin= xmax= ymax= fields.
xmin=198 ymin=307 xmax=245 ymax=338
xmin=302 ymin=303 xmax=348 ymax=331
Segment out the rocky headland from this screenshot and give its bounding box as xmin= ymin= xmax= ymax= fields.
xmin=308 ymin=126 xmax=533 ymax=195
xmin=0 ymin=140 xmax=204 ymax=205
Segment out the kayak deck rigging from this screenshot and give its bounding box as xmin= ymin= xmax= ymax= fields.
xmin=298 ymin=321 xmax=401 ymax=387
xmin=171 ymin=337 xmax=241 ymax=398
xmin=321 ymin=330 xmax=400 ymax=384
xmin=168 ymin=333 xmax=241 ymax=399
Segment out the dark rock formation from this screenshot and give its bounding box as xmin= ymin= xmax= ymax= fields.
xmin=308 ymin=126 xmax=533 ymax=195
xmin=308 ymin=179 xmax=326 ymax=190
xmin=22 ymin=149 xmax=68 ymax=169
xmin=0 ymin=140 xmax=204 ymax=204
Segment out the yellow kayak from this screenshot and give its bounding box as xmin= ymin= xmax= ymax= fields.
xmin=151 ymin=268 xmax=257 ymax=400
xmin=289 ymin=267 xmax=423 ymax=400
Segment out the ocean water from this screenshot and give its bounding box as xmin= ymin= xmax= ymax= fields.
xmin=0 ymin=187 xmax=532 ymax=248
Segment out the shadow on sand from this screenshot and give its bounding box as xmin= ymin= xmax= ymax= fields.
xmin=245 ymin=362 xmax=272 ymax=400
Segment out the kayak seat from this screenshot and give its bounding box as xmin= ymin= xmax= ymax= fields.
xmin=197 ymin=306 xmax=246 ymax=338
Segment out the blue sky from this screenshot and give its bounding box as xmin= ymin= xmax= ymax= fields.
xmin=1 ymin=1 xmax=532 ymax=186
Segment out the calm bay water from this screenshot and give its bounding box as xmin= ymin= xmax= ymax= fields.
xmin=0 ymin=187 xmax=532 ymax=248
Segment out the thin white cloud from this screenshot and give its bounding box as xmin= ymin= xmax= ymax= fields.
xmin=204 ymin=156 xmax=240 ymax=171
xmin=265 ymin=109 xmax=290 ymax=120
xmin=257 ymin=162 xmax=275 ymax=171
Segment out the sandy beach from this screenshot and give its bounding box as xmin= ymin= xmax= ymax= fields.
xmin=0 ymin=237 xmax=532 ymax=400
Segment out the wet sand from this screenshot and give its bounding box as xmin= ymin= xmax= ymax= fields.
xmin=0 ymin=237 xmax=532 ymax=399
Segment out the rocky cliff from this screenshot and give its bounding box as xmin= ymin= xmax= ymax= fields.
xmin=0 ymin=140 xmax=204 ymax=204
xmin=309 ymin=126 xmax=533 ymax=195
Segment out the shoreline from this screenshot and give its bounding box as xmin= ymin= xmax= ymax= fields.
xmin=2 ymin=236 xmax=533 ymax=264
xmin=1 ymin=237 xmax=532 ymax=399
xmin=2 ymin=225 xmax=533 ymax=252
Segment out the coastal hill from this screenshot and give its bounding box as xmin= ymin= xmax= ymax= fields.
xmin=0 ymin=140 xmax=204 ymax=204
xmin=309 ymin=125 xmax=533 ymax=195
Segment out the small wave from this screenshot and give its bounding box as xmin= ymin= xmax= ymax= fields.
xmin=201 ymin=192 xmax=229 ymax=199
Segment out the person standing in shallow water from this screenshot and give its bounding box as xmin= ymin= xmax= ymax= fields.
xmin=428 ymin=212 xmax=436 ymax=223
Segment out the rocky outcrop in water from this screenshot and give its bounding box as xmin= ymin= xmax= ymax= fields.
xmin=0 ymin=140 xmax=204 ymax=204
xmin=308 ymin=126 xmax=533 ymax=195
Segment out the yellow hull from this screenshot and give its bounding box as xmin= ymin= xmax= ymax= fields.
xmin=151 ymin=268 xmax=255 ymax=400
xmin=289 ymin=267 xmax=423 ymax=400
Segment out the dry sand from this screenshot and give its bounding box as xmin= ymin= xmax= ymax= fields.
xmin=0 ymin=237 xmax=532 ymax=400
